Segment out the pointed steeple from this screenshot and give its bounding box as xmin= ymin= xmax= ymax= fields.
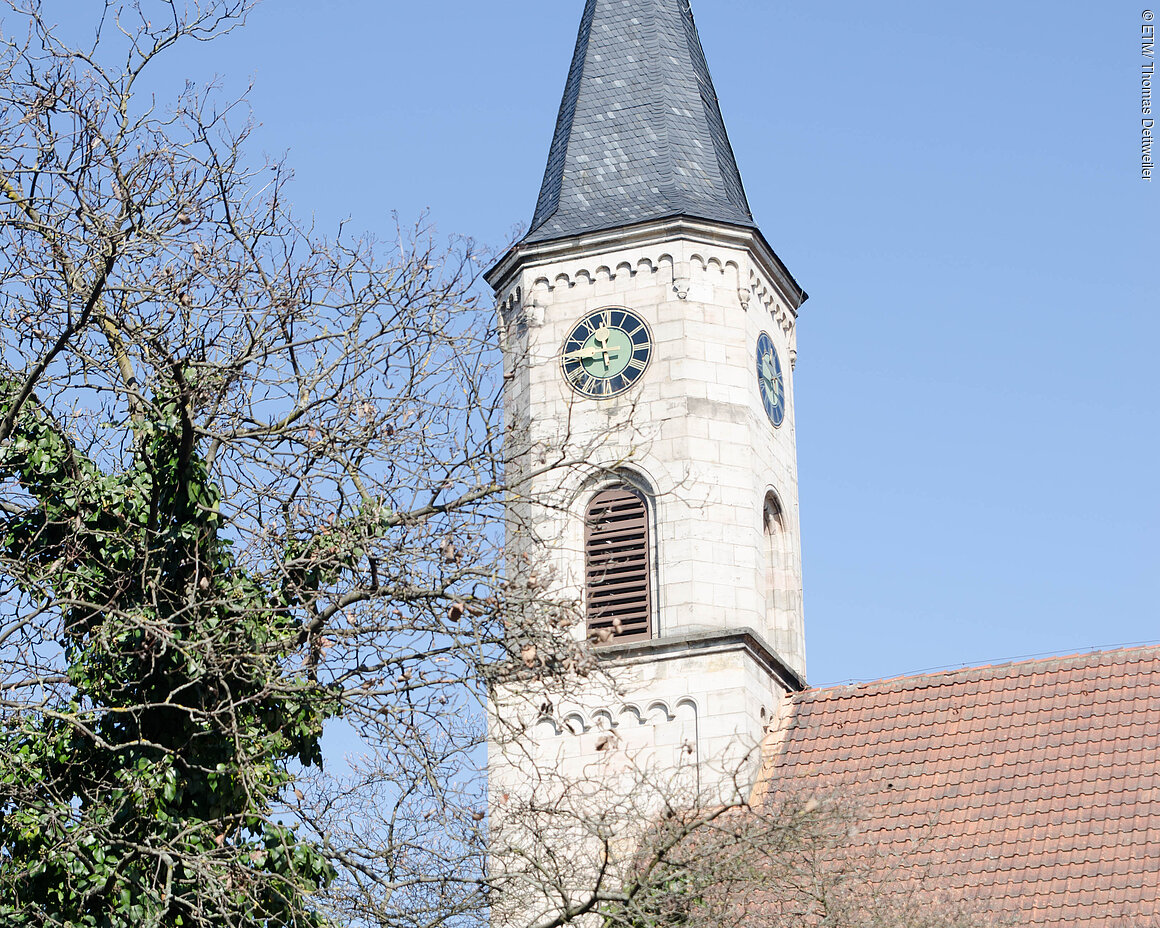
xmin=525 ymin=0 xmax=756 ymax=245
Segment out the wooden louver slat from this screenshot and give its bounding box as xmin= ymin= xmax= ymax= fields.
xmin=585 ymin=487 xmax=651 ymax=643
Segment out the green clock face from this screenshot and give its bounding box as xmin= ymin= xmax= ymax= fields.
xmin=561 ymin=307 xmax=652 ymax=398
xmin=756 ymin=331 xmax=785 ymax=428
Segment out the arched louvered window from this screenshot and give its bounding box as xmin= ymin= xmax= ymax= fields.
xmin=585 ymin=486 xmax=651 ymax=644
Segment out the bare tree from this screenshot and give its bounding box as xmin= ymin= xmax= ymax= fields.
xmin=598 ymin=793 xmax=1006 ymax=928
xmin=486 ymin=706 xmax=1002 ymax=928
xmin=0 ymin=2 xmax=580 ymax=925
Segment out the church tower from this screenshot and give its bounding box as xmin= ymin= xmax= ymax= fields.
xmin=486 ymin=2 xmax=807 ymax=915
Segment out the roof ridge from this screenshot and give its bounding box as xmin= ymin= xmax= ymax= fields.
xmin=798 ymin=643 xmax=1160 ymax=702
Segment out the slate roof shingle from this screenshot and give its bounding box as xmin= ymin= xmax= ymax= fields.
xmin=759 ymin=646 xmax=1160 ymax=926
xmin=525 ymin=0 xmax=756 ymax=245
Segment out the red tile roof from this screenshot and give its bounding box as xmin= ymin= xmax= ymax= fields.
xmin=757 ymin=646 xmax=1160 ymax=926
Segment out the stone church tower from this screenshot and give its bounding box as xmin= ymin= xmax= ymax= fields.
xmin=486 ymin=0 xmax=808 ymax=916
xmin=480 ymin=6 xmax=1160 ymax=927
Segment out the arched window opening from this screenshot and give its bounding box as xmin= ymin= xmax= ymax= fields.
xmin=585 ymin=486 xmax=651 ymax=644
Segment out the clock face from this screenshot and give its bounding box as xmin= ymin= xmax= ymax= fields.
xmin=756 ymin=332 xmax=786 ymax=428
xmin=560 ymin=307 xmax=653 ymax=399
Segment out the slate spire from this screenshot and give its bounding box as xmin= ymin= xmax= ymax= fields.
xmin=525 ymin=0 xmax=756 ymax=245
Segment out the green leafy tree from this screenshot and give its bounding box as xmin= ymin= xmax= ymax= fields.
xmin=0 ymin=384 xmax=336 ymax=926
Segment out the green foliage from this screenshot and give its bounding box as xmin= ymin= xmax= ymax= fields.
xmin=0 ymin=380 xmax=337 ymax=928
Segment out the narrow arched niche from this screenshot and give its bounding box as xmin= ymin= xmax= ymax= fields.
xmin=763 ymin=492 xmax=793 ymax=635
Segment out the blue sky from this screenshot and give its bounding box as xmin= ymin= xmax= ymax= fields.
xmin=155 ymin=0 xmax=1156 ymax=686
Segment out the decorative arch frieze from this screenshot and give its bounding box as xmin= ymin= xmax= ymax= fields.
xmin=506 ymin=249 xmax=768 ymax=311
xmin=748 ymin=269 xmax=795 ymax=335
xmin=498 ymin=285 xmax=523 ymax=318
xmin=536 ymin=697 xmax=698 ymax=741
xmin=498 ymin=250 xmax=798 ymax=345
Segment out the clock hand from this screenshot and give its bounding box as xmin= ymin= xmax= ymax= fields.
xmin=563 ymin=345 xmax=622 ymax=362
xmin=593 ymin=325 xmax=613 ymax=369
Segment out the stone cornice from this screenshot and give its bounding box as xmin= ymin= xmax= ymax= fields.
xmin=486 ymin=217 xmax=807 ymax=314
xmin=595 ymin=626 xmax=807 ymax=694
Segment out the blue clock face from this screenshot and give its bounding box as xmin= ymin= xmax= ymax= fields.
xmin=560 ymin=307 xmax=653 ymax=398
xmin=756 ymin=332 xmax=785 ymax=428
